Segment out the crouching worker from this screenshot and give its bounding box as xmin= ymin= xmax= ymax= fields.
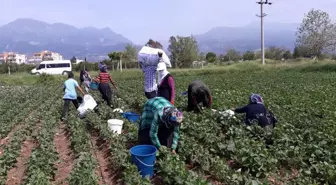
xmin=138 ymin=97 xmax=183 ymax=153
xmin=233 ymin=93 xmax=278 ymax=145
xmin=61 ymin=72 xmax=85 ymax=121
xmin=187 ymin=80 xmax=212 ymax=112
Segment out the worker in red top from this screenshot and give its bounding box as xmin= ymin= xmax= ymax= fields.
xmin=93 ymin=65 xmax=118 ymax=107
xmin=187 ymin=80 xmax=212 ymax=112
xmin=157 ymin=62 xmax=175 ymax=105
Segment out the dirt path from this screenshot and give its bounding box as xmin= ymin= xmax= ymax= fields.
xmin=5 ymin=139 xmax=37 ymax=185
xmin=52 ymin=122 xmax=75 ymax=185
xmin=90 ymin=132 xmax=116 ymax=185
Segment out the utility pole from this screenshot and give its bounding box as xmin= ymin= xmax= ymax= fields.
xmin=256 ymin=0 xmax=272 ymax=65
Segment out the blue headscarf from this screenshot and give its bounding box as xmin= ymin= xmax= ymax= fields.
xmin=249 ymin=93 xmax=264 ymax=104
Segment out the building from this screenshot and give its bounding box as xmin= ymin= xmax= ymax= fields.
xmin=28 ymin=50 xmax=63 ymax=63
xmin=0 ymin=52 xmax=27 ymax=64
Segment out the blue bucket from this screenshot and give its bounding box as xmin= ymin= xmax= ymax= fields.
xmin=130 ymin=145 xmax=157 ymax=178
xmin=121 ymin=112 xmax=140 ymax=123
xmin=90 ymin=82 xmax=99 ymax=90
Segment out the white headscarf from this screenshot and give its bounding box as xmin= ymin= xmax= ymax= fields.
xmin=157 ymin=62 xmax=169 ymax=85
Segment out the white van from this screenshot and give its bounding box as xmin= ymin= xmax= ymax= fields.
xmin=31 ymin=60 xmax=72 ymax=75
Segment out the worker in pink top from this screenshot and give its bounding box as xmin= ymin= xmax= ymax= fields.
xmin=157 ymin=62 xmax=175 ymax=105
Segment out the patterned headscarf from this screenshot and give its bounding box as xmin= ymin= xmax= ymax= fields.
xmin=100 ymin=65 xmax=107 ymax=72
xmin=161 ymin=107 xmax=183 ymax=128
xmin=249 ymin=93 xmax=264 ymax=104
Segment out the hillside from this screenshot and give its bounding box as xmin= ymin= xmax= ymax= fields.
xmin=0 ymin=18 xmax=132 ymax=60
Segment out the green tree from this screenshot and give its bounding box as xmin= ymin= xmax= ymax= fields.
xmin=282 ymin=50 xmax=292 ymax=60
xmin=168 ymin=35 xmax=199 ymax=68
xmin=226 ymin=49 xmax=241 ymax=62
xmin=108 ymin=51 xmax=123 ymax=71
xmin=242 ymin=51 xmax=255 ymax=61
xmin=296 ymin=9 xmax=336 ymax=59
xmin=123 ymin=44 xmax=137 ymax=68
xmin=205 ymin=52 xmax=216 ymax=63
xmin=198 ymin=52 xmax=206 ymax=61
xmin=265 ymin=46 xmax=286 ymax=60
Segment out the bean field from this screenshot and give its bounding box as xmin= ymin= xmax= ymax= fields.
xmin=0 ymin=62 xmax=335 ymax=185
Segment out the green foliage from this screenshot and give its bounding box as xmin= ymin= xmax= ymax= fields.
xmin=296 ymin=9 xmax=336 ymax=58
xmin=242 ymin=51 xmax=255 ymax=61
xmin=226 ymin=48 xmax=241 ymax=62
xmin=205 ymin=52 xmax=216 ymax=63
xmin=70 ymin=56 xmax=77 ymax=63
xmin=168 ymin=35 xmax=199 ymax=68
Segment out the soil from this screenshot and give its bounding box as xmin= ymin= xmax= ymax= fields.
xmin=6 ymin=139 xmax=38 ymax=185
xmin=52 ymin=123 xmax=75 ymax=185
xmin=90 ymin=131 xmax=116 ymax=185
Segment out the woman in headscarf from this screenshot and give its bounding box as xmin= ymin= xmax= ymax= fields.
xmin=138 ymin=97 xmax=183 ymax=153
xmin=93 ymin=65 xmax=117 ymax=107
xmin=187 ymin=80 xmax=212 ymax=112
xmin=157 ymin=62 xmax=175 ymax=105
xmin=79 ymin=70 xmax=91 ymax=93
xmin=234 ymin=93 xmax=278 ymax=145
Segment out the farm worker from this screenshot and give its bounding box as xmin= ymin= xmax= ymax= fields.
xmin=79 ymin=70 xmax=92 ymax=93
xmin=187 ymin=80 xmax=213 ymax=112
xmin=61 ymin=71 xmax=85 ymax=121
xmin=233 ymin=93 xmax=278 ymax=144
xmin=98 ymin=62 xmax=106 ymax=71
xmin=157 ymin=62 xmax=175 ymax=105
xmin=93 ymin=65 xmax=118 ymax=107
xmin=138 ymin=97 xmax=183 ymax=153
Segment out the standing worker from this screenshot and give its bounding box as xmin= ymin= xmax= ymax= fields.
xmin=79 ymin=70 xmax=92 ymax=93
xmin=138 ymin=97 xmax=183 ymax=153
xmin=187 ymin=80 xmax=212 ymax=112
xmin=61 ymin=72 xmax=85 ymax=121
xmin=157 ymin=62 xmax=175 ymax=105
xmin=93 ymin=65 xmax=118 ymax=107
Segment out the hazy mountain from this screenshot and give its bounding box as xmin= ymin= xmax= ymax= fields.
xmin=0 ymin=18 xmax=132 ymax=61
xmin=195 ymin=21 xmax=299 ymax=53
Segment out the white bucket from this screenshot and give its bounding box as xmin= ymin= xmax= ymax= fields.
xmin=107 ymin=119 xmax=124 ymax=134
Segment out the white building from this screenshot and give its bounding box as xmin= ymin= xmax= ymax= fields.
xmin=28 ymin=50 xmax=63 ymax=63
xmin=0 ymin=52 xmax=27 ymax=64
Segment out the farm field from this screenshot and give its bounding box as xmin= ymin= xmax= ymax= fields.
xmin=0 ymin=62 xmax=335 ymax=185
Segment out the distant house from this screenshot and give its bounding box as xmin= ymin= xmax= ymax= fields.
xmin=0 ymin=52 xmax=27 ymax=64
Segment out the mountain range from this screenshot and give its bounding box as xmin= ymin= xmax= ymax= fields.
xmin=0 ymin=18 xmax=299 ymax=61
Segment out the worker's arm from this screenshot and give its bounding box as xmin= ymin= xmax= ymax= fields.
xmin=234 ymin=106 xmax=247 ymax=113
xmin=149 ymin=113 xmax=161 ymax=149
xmin=93 ymin=74 xmax=100 ymax=83
xmin=171 ymin=126 xmax=180 ymax=151
xmin=108 ymin=75 xmax=117 ymax=89
xmin=75 ymin=81 xmax=85 ymax=96
xmin=167 ymin=76 xmax=175 ymax=105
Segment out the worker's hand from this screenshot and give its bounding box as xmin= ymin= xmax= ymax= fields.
xmin=172 ymin=150 xmax=176 ymax=154
xmin=170 ymin=100 xmax=174 ymax=105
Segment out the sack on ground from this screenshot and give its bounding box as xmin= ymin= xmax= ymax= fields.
xmin=77 ymin=94 xmax=97 ymax=118
xmin=137 ymin=46 xmax=171 ymax=67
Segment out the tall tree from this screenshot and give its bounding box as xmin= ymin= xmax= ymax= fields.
xmin=296 ymin=9 xmax=336 ymax=58
xmin=123 ymin=44 xmax=137 ymax=68
xmin=108 ymin=52 xmax=122 ymax=71
xmin=205 ymin=52 xmax=216 ymax=63
xmin=168 ymin=35 xmax=199 ymax=68
xmin=226 ymin=48 xmax=241 ymax=62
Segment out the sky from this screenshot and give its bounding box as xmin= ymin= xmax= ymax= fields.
xmin=1 ymin=0 xmax=336 ymax=44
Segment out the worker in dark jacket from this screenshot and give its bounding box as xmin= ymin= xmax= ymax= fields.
xmin=187 ymin=80 xmax=212 ymax=112
xmin=234 ymin=93 xmax=277 ymax=145
xmin=138 ymin=97 xmax=183 ymax=153
xmin=157 ymin=62 xmax=175 ymax=105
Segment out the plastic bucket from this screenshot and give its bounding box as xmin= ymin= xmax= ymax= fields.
xmin=90 ymin=82 xmax=99 ymax=90
xmin=122 ymin=112 xmax=140 ymax=123
xmin=107 ymin=119 xmax=124 ymax=134
xmin=130 ymin=145 xmax=157 ymax=178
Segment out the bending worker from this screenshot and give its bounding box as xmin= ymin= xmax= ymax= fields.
xmin=187 ymin=80 xmax=212 ymax=112
xmin=138 ymin=97 xmax=183 ymax=153
xmin=157 ymin=62 xmax=175 ymax=105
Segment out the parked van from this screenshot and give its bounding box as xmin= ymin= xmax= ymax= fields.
xmin=31 ymin=60 xmax=72 ymax=75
